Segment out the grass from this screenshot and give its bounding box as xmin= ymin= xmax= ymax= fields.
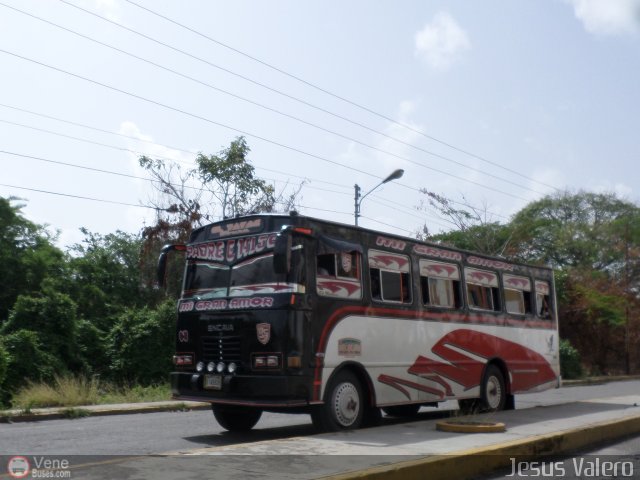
xmin=10 ymin=375 xmax=171 ymax=410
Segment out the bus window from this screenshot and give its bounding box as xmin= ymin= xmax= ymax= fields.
xmin=368 ymin=250 xmax=412 ymax=304
xmin=465 ymin=268 xmax=501 ymax=312
xmin=503 ymin=274 xmax=533 ymax=315
xmin=316 ymin=251 xmax=362 ymax=300
xmin=535 ymin=280 xmax=551 ymax=319
xmin=419 ymin=260 xmax=461 ymax=308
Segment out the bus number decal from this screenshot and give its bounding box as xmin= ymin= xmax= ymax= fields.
xmin=375 ymin=236 xmax=406 ymax=251
xmin=338 ymin=338 xmax=362 ymax=357
xmin=413 ymin=245 xmax=463 ymax=262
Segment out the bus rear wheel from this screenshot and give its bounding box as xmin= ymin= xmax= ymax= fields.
xmin=480 ymin=365 xmax=506 ymax=412
xmin=311 ymin=371 xmax=364 ymax=432
xmin=212 ymin=405 xmax=262 ymax=432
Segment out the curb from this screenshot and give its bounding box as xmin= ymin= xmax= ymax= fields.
xmin=562 ymin=374 xmax=640 ymax=387
xmin=0 ymin=402 xmax=210 ymax=423
xmin=320 ymin=413 xmax=640 ymax=480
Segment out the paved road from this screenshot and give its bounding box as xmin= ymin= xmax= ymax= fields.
xmin=1 ymin=380 xmax=639 ymax=457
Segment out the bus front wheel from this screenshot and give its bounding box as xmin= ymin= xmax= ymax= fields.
xmin=311 ymin=371 xmax=364 ymax=432
xmin=480 ymin=365 xmax=506 ymax=412
xmin=212 ymin=405 xmax=262 ymax=432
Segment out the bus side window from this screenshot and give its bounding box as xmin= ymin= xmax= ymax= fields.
xmin=317 ymin=254 xmax=336 ymax=276
xmin=535 ymin=281 xmax=552 ymax=319
xmin=502 ymin=274 xmax=533 ymax=316
xmin=419 ymin=260 xmax=461 ymax=308
xmin=465 ymin=268 xmax=501 ymax=312
xmin=368 ymin=249 xmax=412 ymax=304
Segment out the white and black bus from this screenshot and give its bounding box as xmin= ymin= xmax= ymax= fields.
xmin=159 ymin=212 xmax=560 ymax=432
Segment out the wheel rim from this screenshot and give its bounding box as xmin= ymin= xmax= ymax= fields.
xmin=332 ymin=381 xmax=360 ymax=427
xmin=485 ymin=375 xmax=503 ymax=410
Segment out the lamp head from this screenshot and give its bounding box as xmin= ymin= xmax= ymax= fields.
xmin=383 ymin=169 xmax=404 ymax=183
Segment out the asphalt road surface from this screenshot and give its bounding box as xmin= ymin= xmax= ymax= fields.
xmin=2 ymin=380 xmax=639 ymax=457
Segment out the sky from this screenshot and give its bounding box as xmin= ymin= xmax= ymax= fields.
xmin=1 ymin=0 xmax=639 ymax=249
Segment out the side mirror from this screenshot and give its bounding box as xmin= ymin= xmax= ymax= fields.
xmin=157 ymin=244 xmax=185 ymax=288
xmin=273 ymin=231 xmax=292 ymax=274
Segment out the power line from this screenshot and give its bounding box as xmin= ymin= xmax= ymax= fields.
xmin=123 ymin=0 xmax=562 ymax=193
xmin=1 ymin=101 xmax=510 ymax=223
xmin=1 ymin=2 xmax=548 ymax=199
xmin=1 ymin=109 xmax=509 ymax=222
xmin=0 ymin=182 xmax=157 ymax=210
xmin=52 ymin=0 xmax=558 ymax=195
xmin=0 ymin=48 xmax=533 ymax=203
xmin=0 ymin=48 xmax=383 ymax=181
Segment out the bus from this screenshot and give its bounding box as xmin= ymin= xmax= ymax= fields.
xmin=158 ymin=212 xmax=560 ymax=432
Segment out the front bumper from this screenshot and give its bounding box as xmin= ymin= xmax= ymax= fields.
xmin=170 ymin=371 xmax=311 ymax=408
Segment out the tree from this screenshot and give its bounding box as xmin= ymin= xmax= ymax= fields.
xmin=508 ymin=191 xmax=639 ymax=269
xmin=138 ymin=137 xmax=303 ymax=299
xmin=416 ymin=190 xmax=512 ymax=255
xmin=195 ymin=137 xmax=275 ymax=219
xmin=1 ymin=287 xmax=80 ymax=371
xmin=65 ymin=229 xmax=157 ymax=329
xmin=0 ymin=197 xmax=64 ymax=323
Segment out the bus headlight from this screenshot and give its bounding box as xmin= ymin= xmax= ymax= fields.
xmin=216 ymin=362 xmax=226 ymax=373
xmin=227 ymin=362 xmax=237 ymax=374
xmin=196 ymin=361 xmax=204 ymax=371
xmin=206 ymin=362 xmax=216 ymax=373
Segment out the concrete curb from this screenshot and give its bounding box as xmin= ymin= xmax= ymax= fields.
xmin=319 ymin=413 xmax=640 ymax=480
xmin=0 ymin=401 xmax=210 ymax=423
xmin=562 ymin=374 xmax=640 ymax=387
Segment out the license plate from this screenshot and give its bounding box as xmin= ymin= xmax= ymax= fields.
xmin=204 ymin=374 xmax=222 ymax=390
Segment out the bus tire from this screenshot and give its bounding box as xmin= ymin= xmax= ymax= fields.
xmin=382 ymin=404 xmax=421 ymax=417
xmin=311 ymin=371 xmax=364 ymax=432
xmin=480 ymin=364 xmax=506 ymax=412
xmin=212 ymin=405 xmax=262 ymax=432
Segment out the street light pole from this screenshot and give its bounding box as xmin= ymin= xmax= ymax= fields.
xmin=354 ymin=169 xmax=404 ymax=226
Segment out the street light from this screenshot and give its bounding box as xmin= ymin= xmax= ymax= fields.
xmin=354 ymin=169 xmax=404 ymax=226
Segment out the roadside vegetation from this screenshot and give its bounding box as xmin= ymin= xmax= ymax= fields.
xmin=0 ymin=137 xmax=638 ymax=408
xmin=9 ymin=376 xmax=171 ymax=410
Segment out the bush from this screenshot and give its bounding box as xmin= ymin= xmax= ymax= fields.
xmin=12 ymin=375 xmax=100 ymax=409
xmin=560 ymin=339 xmax=583 ymax=379
xmin=107 ymin=300 xmax=175 ymax=384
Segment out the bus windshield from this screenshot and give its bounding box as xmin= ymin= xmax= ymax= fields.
xmin=182 ymin=247 xmax=305 ymax=299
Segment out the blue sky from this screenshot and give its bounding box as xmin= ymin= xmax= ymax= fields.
xmin=1 ymin=0 xmax=639 ymax=247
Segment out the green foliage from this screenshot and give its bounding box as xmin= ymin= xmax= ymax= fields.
xmin=0 ymin=344 xmax=9 ymax=393
xmin=0 ymin=197 xmax=64 ymax=322
xmin=509 ymin=191 xmax=639 ymax=269
xmin=1 ymin=288 xmax=80 ymax=369
xmin=196 ymin=136 xmax=275 ymax=219
xmin=559 ymin=339 xmax=583 ymax=379
xmin=106 ymin=300 xmax=176 ymax=384
xmin=430 ymin=222 xmax=512 ymax=256
xmin=66 ymin=229 xmax=155 ymax=329
xmin=0 ymin=330 xmax=64 ymax=403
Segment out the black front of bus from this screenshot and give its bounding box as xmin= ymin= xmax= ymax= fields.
xmin=168 ymin=218 xmax=312 ymax=410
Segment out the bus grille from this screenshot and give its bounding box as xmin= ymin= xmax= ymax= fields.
xmin=201 ymin=335 xmax=242 ymax=364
